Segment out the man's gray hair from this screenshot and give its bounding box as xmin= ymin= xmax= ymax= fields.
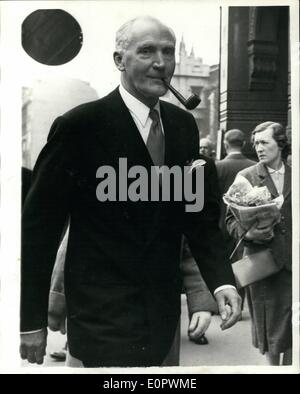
xmin=115 ymin=16 xmax=176 ymax=53
xmin=115 ymin=18 xmax=135 ymax=52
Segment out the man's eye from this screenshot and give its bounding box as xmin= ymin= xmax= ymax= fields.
xmin=140 ymin=47 xmax=152 ymax=54
xmin=164 ymin=48 xmax=175 ymax=56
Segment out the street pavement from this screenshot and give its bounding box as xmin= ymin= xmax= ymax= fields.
xmin=22 ymin=295 xmax=267 ymax=370
xmin=180 ymin=295 xmax=267 ymax=366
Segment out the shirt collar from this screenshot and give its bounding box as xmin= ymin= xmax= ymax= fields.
xmin=226 ymin=151 xmax=243 ymax=157
xmin=267 ymin=162 xmax=285 ymax=175
xmin=119 ymin=84 xmax=160 ymax=127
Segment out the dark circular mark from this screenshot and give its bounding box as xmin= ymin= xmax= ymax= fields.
xmin=22 ymin=9 xmax=83 ymax=65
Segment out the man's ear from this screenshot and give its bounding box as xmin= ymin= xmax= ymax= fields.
xmin=113 ymin=51 xmax=125 ymax=71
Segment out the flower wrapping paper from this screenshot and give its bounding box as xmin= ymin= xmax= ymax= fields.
xmin=223 ymin=176 xmax=283 ymax=230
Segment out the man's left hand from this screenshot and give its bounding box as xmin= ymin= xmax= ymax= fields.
xmin=215 ymin=288 xmax=241 ymax=330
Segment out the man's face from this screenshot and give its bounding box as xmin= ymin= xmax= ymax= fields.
xmin=254 ymin=128 xmax=281 ymax=166
xmin=199 ymin=140 xmax=212 ymax=157
xmin=116 ymin=20 xmax=175 ymax=106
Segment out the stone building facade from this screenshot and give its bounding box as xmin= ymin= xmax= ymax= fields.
xmin=163 ymin=36 xmax=220 ymax=144
xmin=219 ymin=6 xmax=289 ymax=159
xmin=22 ymin=78 xmax=98 ymax=168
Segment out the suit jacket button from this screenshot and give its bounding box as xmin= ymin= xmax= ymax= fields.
xmin=281 ymin=229 xmax=286 ymax=234
xmin=124 ymin=211 xmax=130 ymax=220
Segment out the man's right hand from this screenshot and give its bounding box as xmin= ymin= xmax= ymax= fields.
xmin=20 ymin=328 xmax=47 ymax=364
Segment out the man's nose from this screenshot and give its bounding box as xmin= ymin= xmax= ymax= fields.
xmin=152 ymin=52 xmax=166 ymax=69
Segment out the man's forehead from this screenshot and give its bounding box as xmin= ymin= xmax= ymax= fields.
xmin=130 ymin=19 xmax=175 ymax=43
xmin=136 ymin=38 xmax=175 ymax=47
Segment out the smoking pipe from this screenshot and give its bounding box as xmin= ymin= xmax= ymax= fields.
xmin=162 ymin=79 xmax=201 ymax=110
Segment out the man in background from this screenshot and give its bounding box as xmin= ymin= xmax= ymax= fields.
xmin=199 ymin=137 xmax=215 ymax=159
xmin=216 ymin=129 xmax=256 ymax=310
xmin=216 ymin=129 xmax=256 ymax=240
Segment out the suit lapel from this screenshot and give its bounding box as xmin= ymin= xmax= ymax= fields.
xmin=256 ymin=161 xmax=291 ymax=199
xmin=283 ymin=163 xmax=291 ymax=199
xmin=97 ymin=88 xmax=153 ymax=170
xmin=97 ymin=88 xmax=165 ymax=244
xmin=256 ymin=162 xmax=279 ymax=198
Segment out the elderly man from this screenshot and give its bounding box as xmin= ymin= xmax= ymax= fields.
xmin=21 ymin=16 xmax=241 ymax=367
xmin=199 ymin=137 xmax=214 ymax=158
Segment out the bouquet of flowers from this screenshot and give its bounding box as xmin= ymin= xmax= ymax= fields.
xmin=223 ymin=175 xmax=283 ymax=231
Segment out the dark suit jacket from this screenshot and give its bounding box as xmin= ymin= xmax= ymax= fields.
xmin=21 ymin=167 xmax=32 ymax=207
xmin=180 ymin=257 xmax=218 ymax=315
xmin=216 ymin=154 xmax=256 ymax=256
xmin=21 ymin=88 xmax=235 ymax=366
xmin=216 ymin=153 xmax=256 ymax=197
xmin=226 ymin=162 xmax=292 ymax=272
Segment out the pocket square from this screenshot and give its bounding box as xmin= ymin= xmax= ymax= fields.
xmin=188 ymin=159 xmax=206 ymax=173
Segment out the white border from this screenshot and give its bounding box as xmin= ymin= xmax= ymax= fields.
xmin=0 ymin=0 xmax=299 ymax=374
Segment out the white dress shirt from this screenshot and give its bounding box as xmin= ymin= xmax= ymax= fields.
xmin=119 ymin=84 xmax=164 ymax=144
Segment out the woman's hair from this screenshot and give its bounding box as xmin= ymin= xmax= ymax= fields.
xmin=251 ymin=121 xmax=290 ymax=159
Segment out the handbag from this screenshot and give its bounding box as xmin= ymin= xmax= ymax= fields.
xmin=229 ymin=209 xmax=280 ymax=288
xmin=231 ymin=249 xmax=280 ymax=288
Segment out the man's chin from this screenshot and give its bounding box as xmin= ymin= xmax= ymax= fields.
xmin=147 ymin=85 xmax=168 ymax=98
